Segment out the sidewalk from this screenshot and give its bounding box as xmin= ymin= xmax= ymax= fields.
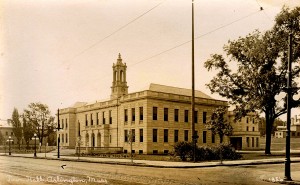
xmin=1 ymin=151 xmax=300 ymax=184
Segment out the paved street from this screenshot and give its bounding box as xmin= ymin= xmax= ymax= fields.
xmin=1 ymin=155 xmax=298 ymax=185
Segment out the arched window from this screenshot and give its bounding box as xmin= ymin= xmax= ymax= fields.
xmin=91 ymin=133 xmax=95 ymax=147
xmin=97 ymin=133 xmax=101 ymax=147
xmin=120 ymin=70 xmax=124 ymax=82
xmin=114 ymin=71 xmax=117 ymax=82
xmin=85 ymin=133 xmax=89 ymax=147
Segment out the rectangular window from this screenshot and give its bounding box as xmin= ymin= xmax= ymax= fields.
xmin=102 ymin=112 xmax=105 ymax=124
xmin=164 ymin=150 xmax=169 ymax=154
xmin=174 ymin=130 xmax=179 ymax=142
xmin=252 ymin=127 xmax=255 ymax=131
xmin=246 ymin=117 xmax=249 ymax=123
xmin=252 ymin=137 xmax=254 ymax=147
xmin=124 ymin=130 xmax=128 ymax=142
xmin=66 ymin=119 xmax=68 ymax=129
xmin=62 ymin=119 xmax=64 ymax=129
xmin=139 ymin=107 xmax=143 ymax=121
xmin=66 ymin=133 xmax=68 ymax=143
xmin=164 ymin=108 xmax=168 ymax=121
xmin=246 ymin=137 xmax=249 ymax=147
xmin=253 ymin=118 xmax=255 ymax=124
xmin=174 ymin=109 xmax=179 ymax=122
xmin=153 ymin=107 xmax=158 ymax=120
xmin=194 ymin=111 xmax=198 ymax=123
xmin=139 ymin=150 xmax=143 ymax=154
xmin=212 ymin=132 xmax=215 ymax=143
xmin=184 ymin=110 xmax=189 ymax=122
xmin=132 ymin=108 xmax=135 ymax=122
xmin=124 ymin=109 xmax=128 ymax=122
xmin=153 ymin=150 xmax=158 ymax=154
xmin=109 ymin=110 xmax=112 ymax=124
xmin=184 ymin=130 xmax=189 ymax=141
xmin=256 ymin=137 xmax=259 ymax=147
xmin=203 ymin=112 xmax=207 ymax=123
xmin=203 ymin=131 xmax=207 ymax=143
xmin=246 ymin=126 xmax=249 ymax=131
xmin=140 ymin=129 xmax=143 ymax=142
xmin=131 ymin=129 xmax=135 ymax=142
xmin=62 ymin=134 xmax=64 ymax=143
xmin=91 ymin=114 xmax=93 ymax=125
xmin=85 ymin=114 xmax=89 ymax=126
xmin=153 ymin=129 xmax=157 ymax=142
xmin=78 ymin=121 xmax=80 ymax=136
xmin=195 ymin=131 xmax=198 ymax=143
xmin=97 ymin=112 xmax=99 ymax=125
xmin=164 ymin=129 xmax=168 ymax=142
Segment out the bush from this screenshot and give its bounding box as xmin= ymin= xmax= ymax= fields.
xmin=213 ymin=144 xmax=242 ymax=160
xmin=174 ymin=142 xmax=193 ymax=161
xmin=174 ymin=143 xmax=242 ymax=162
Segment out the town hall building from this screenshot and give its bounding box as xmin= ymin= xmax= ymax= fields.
xmin=57 ymin=54 xmax=260 ymax=154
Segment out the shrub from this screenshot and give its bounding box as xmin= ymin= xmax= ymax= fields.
xmin=174 ymin=142 xmax=242 ymax=161
xmin=174 ymin=142 xmax=193 ymax=161
xmin=213 ymin=144 xmax=242 ymax=160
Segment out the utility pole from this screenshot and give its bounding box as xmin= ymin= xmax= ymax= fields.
xmin=56 ymin=109 xmax=61 ymax=158
xmin=284 ymin=34 xmax=292 ymax=181
xmin=191 ymin=0 xmax=197 ymax=163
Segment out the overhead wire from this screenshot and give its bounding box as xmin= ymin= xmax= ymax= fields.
xmin=53 ymin=0 xmax=165 ymax=71
xmin=2 ymin=1 xmax=289 ymax=118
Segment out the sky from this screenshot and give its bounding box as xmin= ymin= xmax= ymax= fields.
xmin=0 ymin=0 xmax=299 ymax=120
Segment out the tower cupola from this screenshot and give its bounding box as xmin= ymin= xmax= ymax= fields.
xmin=111 ymin=53 xmax=129 ymax=99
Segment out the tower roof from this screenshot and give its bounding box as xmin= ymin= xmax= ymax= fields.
xmin=116 ymin=53 xmax=123 ymax=65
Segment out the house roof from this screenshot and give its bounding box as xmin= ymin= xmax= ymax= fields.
xmin=149 ymin=83 xmax=213 ymax=99
xmin=0 ymin=119 xmax=12 ymax=127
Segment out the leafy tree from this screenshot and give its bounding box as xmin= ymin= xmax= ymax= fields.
xmin=22 ymin=115 xmax=35 ymax=148
xmin=204 ymin=107 xmax=233 ymax=143
xmin=11 ymin=108 xmax=23 ymax=149
xmin=23 ymin=102 xmax=55 ymax=146
xmin=204 ymin=7 xmax=300 ymax=154
xmin=259 ymin=118 xmax=286 ymax=136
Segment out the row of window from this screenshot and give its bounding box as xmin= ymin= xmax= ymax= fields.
xmin=246 ymin=137 xmax=259 ymax=147
xmin=124 ymin=150 xmax=172 ymax=155
xmin=5 ymin=132 xmax=14 ymax=136
xmin=80 ymin=107 xmax=208 ymax=127
xmin=246 ymin=126 xmax=256 ymax=131
xmin=85 ymin=111 xmax=113 ymax=126
xmin=124 ymin=107 xmax=143 ymax=122
xmin=124 ymin=129 xmax=216 ymax=144
xmin=124 ymin=107 xmax=207 ymax=123
xmin=60 ymin=118 xmax=68 ymax=130
xmin=58 ymin=133 xmax=68 ymax=144
xmin=153 ymin=107 xmax=207 ymax=123
xmin=246 ymin=117 xmax=255 ymax=124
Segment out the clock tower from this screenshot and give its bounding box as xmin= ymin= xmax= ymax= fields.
xmin=111 ymin=53 xmax=129 ymax=99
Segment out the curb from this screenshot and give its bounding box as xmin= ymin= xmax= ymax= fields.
xmin=262 ymin=178 xmax=300 ymax=185
xmin=2 ymin=154 xmax=300 ymax=168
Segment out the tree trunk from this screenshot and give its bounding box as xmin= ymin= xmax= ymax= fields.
xmin=265 ymin=110 xmax=272 ymax=154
